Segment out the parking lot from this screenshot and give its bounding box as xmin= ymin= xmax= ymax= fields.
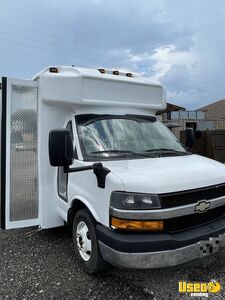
xmin=1 ymin=226 xmax=225 ymax=300
xmin=2 ymin=145 xmax=225 ymax=299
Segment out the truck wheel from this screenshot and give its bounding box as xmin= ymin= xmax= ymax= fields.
xmin=73 ymin=208 xmax=110 ymax=273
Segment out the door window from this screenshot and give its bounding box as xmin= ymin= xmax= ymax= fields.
xmin=58 ymin=121 xmax=73 ymax=201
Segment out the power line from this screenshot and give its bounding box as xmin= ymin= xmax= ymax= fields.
xmin=0 ymin=21 xmax=114 ymax=53
xmin=0 ymin=20 xmax=225 ymax=82
xmin=161 ymin=74 xmax=225 ymax=96
xmin=0 ymin=29 xmax=122 ymax=63
xmin=158 ymin=73 xmax=225 ymax=92
xmin=0 ymin=21 xmax=224 ymax=98
xmin=0 ymin=28 xmax=224 ymax=87
xmin=0 ymin=36 xmax=114 ymax=66
xmin=0 ymin=46 xmax=62 ymax=63
xmin=0 ymin=43 xmax=224 ymax=98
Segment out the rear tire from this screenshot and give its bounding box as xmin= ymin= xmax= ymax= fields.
xmin=73 ymin=208 xmax=110 ymax=273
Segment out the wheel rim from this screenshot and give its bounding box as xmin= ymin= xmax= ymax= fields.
xmin=76 ymin=221 xmax=92 ymax=261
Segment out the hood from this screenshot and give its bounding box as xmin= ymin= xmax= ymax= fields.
xmin=103 ymin=155 xmax=225 ymax=194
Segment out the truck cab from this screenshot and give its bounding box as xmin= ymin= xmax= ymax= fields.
xmin=1 ymin=66 xmax=225 ymax=273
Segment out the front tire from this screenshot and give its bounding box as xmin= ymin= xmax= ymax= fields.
xmin=73 ymin=208 xmax=110 ymax=273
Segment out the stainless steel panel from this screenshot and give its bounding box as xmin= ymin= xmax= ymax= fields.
xmin=9 ymin=85 xmax=38 ymax=221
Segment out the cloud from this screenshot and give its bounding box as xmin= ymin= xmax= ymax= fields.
xmin=149 ymin=44 xmax=198 ymax=79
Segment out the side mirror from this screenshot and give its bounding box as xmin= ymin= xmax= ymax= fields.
xmin=49 ymin=129 xmax=74 ymax=166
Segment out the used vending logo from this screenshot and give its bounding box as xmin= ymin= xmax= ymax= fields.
xmin=178 ymin=280 xmax=221 ymax=297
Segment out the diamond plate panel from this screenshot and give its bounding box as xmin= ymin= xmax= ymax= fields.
xmin=10 ymin=85 xmax=38 ymax=221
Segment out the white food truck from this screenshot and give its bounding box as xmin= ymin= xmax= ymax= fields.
xmin=1 ymin=66 xmax=225 ymax=273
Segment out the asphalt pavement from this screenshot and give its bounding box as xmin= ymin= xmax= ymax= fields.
xmin=0 ymin=227 xmax=225 ymax=300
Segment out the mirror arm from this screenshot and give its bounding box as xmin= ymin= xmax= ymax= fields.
xmin=64 ymin=163 xmax=110 ymax=189
xmin=64 ymin=165 xmax=94 ymax=173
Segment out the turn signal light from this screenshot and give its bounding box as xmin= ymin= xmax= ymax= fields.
xmin=98 ymin=68 xmax=106 ymax=74
xmin=126 ymin=73 xmax=133 ymax=77
xmin=111 ymin=217 xmax=164 ymax=231
xmin=49 ymin=67 xmax=58 ymax=73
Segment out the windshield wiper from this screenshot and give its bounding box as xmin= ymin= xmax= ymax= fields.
xmin=90 ymin=150 xmax=153 ymax=158
xmin=145 ymin=148 xmax=188 ymax=155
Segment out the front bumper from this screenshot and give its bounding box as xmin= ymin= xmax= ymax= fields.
xmin=99 ymin=234 xmax=225 ymax=268
xmin=96 ymin=217 xmax=225 ymax=269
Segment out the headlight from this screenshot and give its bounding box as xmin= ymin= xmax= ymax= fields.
xmin=110 ymin=191 xmax=161 ymax=210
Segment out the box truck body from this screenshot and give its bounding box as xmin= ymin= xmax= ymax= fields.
xmin=1 ymin=66 xmax=225 ymax=273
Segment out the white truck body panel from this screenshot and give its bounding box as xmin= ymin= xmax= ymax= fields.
xmin=35 ymin=66 xmax=166 ymax=113
xmin=103 ymin=155 xmax=225 ymax=194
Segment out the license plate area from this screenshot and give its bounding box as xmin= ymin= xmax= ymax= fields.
xmin=198 ymin=234 xmax=225 ymax=256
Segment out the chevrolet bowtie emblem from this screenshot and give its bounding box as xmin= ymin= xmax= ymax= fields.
xmin=195 ymin=200 xmax=211 ymax=213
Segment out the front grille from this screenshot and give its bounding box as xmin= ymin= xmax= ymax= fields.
xmin=165 ymin=205 xmax=225 ymax=233
xmin=159 ymin=183 xmax=225 ymax=209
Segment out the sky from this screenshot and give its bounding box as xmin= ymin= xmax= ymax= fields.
xmin=0 ymin=0 xmax=225 ymax=109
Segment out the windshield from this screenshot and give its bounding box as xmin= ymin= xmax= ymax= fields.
xmin=76 ymin=114 xmax=188 ymax=161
